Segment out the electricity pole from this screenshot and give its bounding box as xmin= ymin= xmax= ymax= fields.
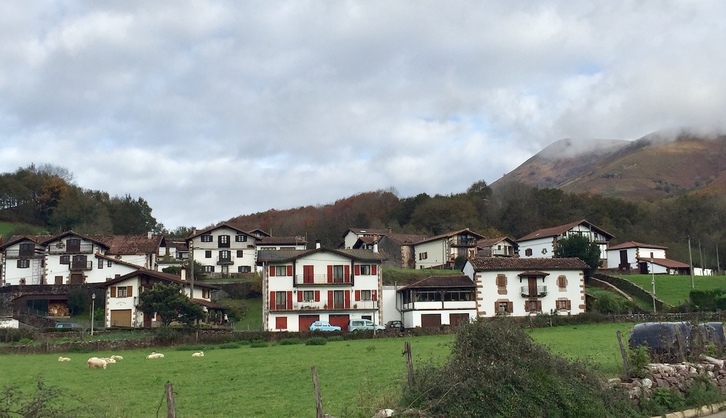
xmin=688 ymin=236 xmax=695 ymax=288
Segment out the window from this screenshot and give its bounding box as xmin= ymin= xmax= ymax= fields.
xmin=235 ymin=235 xmax=247 ymax=242
xmin=66 ymin=238 xmax=81 ymax=252
xmin=496 ymin=274 xmax=507 ymax=295
xmin=360 ymin=290 xmax=372 ymax=301
xmin=205 ymin=251 xmax=212 ymax=258
xmin=203 ymin=265 xmax=215 ymax=273
xmin=218 ymin=235 xmax=230 ymax=248
xmin=117 ymin=287 xmax=128 ymax=297
xmin=274 ymin=266 xmax=288 ymax=276
xmin=359 ymin=265 xmax=371 ymax=275
xmin=202 ymin=289 xmax=211 ymax=299
xmin=557 ymin=275 xmax=568 ymax=291
xmin=275 ymin=316 xmax=288 ymax=330
xmin=201 ymin=234 xmax=213 ymax=243
xmin=333 ymin=290 xmax=345 ymax=309
xmin=419 ymin=252 xmax=428 ymax=260
xmin=332 ymin=265 xmax=344 ymax=282
xmin=236 ymin=250 xmax=244 ymax=257
xmin=98 ymin=259 xmax=104 ymax=269
xmin=219 ymin=250 xmax=231 ymax=262
xmin=556 ymin=299 xmax=572 ymax=311
xmin=17 ymin=259 xmax=30 ymax=268
xmin=60 ymin=255 xmax=70 ymax=265
xmin=525 ymin=248 xmax=533 ymax=256
xmin=275 ymin=292 xmax=287 ymax=310
xmin=107 ymin=260 xmax=112 ymax=267
xmin=19 ymin=243 xmax=34 ymax=257
xmin=237 ymin=266 xmax=251 ymax=273
xmin=303 ymin=290 xmax=315 ymax=302
xmin=526 ymin=300 xmax=542 ymax=313
xmin=496 ymin=300 xmax=513 ymax=314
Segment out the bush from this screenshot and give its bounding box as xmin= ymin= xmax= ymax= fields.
xmin=305 ymin=337 xmax=327 ymax=346
xmin=0 ymin=328 xmax=36 ymax=343
xmin=400 ymin=318 xmax=640 ymax=417
xmin=249 ymin=341 xmax=268 ymax=348
xmin=154 ymin=326 xmax=180 ymax=345
xmin=219 ymin=342 xmax=242 ymax=349
xmin=278 ymin=338 xmax=302 ymax=346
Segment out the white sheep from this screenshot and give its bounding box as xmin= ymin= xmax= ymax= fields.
xmin=57 ymin=356 xmax=71 ymax=362
xmin=191 ymin=351 xmax=204 ymax=357
xmin=102 ymin=357 xmax=116 ymax=364
xmin=146 ymin=352 xmax=163 ymax=359
xmin=87 ymin=357 xmax=107 ymax=369
xmin=110 ymin=355 xmax=123 ymax=360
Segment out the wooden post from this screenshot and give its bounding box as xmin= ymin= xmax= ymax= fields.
xmin=311 ymin=366 xmax=323 ymax=418
xmin=404 ymin=341 xmax=414 ymax=386
xmin=165 ymin=382 xmax=176 ymax=418
xmin=616 ymin=330 xmax=630 ymax=377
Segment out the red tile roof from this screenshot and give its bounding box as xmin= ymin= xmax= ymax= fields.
xmin=517 ymin=219 xmax=614 ymax=242
xmin=400 ymin=275 xmax=475 ymax=290
xmin=468 ymin=257 xmax=589 ymax=271
xmin=608 ymin=241 xmax=668 ymax=250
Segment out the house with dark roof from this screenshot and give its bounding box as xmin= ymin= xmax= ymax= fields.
xmin=99 ymin=269 xmax=223 ymax=328
xmin=342 ymin=228 xmax=391 ymax=249
xmin=257 ymin=244 xmax=385 ymax=332
xmin=517 ymin=220 xmax=613 ymax=265
xmin=476 ymin=236 xmax=518 ymax=258
xmin=187 ymin=222 xmax=259 ymax=278
xmin=413 ymin=228 xmax=486 ymax=269
xmin=395 ymin=275 xmax=477 ymax=328
xmin=463 ymin=257 xmax=588 ymax=317
xmin=350 ymin=232 xmax=428 ymax=269
xmin=606 ymin=241 xmax=691 ymax=275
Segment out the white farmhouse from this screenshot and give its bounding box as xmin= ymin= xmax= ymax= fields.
xmin=463 ymin=257 xmax=588 ymax=317
xmin=517 ymin=220 xmax=613 ymax=265
xmin=413 ymin=228 xmax=486 ymax=269
xmin=395 ymin=275 xmax=478 ymax=329
xmin=187 ymin=223 xmax=258 ymax=277
xmin=606 ymin=241 xmax=691 ymax=275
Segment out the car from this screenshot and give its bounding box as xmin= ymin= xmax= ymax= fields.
xmin=55 ymin=322 xmax=82 ymax=329
xmin=386 ymin=320 xmax=405 ymax=332
xmin=309 ymin=321 xmax=341 ymax=332
xmin=348 ymin=319 xmax=386 ymax=332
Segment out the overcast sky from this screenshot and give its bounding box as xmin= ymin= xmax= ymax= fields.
xmin=1 ymin=1 xmax=724 ymax=230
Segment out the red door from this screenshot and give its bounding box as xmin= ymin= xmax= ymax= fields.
xmin=299 ymin=315 xmax=319 ymax=332
xmin=329 ymin=314 xmax=349 ymax=331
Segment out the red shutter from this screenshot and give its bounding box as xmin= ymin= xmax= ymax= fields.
xmin=287 ymin=265 xmax=292 ymax=277
xmin=269 ymin=266 xmax=276 ymax=277
xmin=327 ymin=265 xmax=333 ymax=283
xmin=269 ymin=292 xmax=275 ymax=310
xmin=372 ymin=264 xmax=377 ymax=275
xmin=287 ymin=291 xmax=293 ymax=310
xmin=297 ymin=291 xmax=303 ymax=302
xmin=314 ymin=290 xmax=320 ymax=302
xmin=355 ymin=290 xmax=361 ymax=301
xmin=372 ymin=290 xmax=377 ymax=301
xmin=344 ymin=265 xmax=350 ymax=282
xmin=354 ymin=265 xmax=360 ymax=276
xmin=327 ymin=290 xmax=333 ymax=308
xmin=344 ymin=290 xmax=351 ymax=309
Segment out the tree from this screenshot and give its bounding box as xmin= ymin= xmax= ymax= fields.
xmin=138 ymin=282 xmax=204 ymax=327
xmin=554 ymin=234 xmax=601 ymax=277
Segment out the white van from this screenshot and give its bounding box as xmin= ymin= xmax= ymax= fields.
xmin=348 ymin=319 xmax=385 ymax=332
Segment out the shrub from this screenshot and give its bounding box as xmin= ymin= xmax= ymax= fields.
xmin=305 ymin=337 xmax=327 ymax=346
xmin=400 ymin=318 xmax=640 ymax=417
xmin=640 ymin=388 xmax=685 ymax=416
xmin=684 ymin=375 xmax=725 ymax=408
xmin=327 ymin=336 xmax=344 ymax=342
xmin=175 ymin=345 xmax=208 ymax=351
xmin=627 ymin=345 xmax=651 ymax=379
xmin=154 ymin=326 xmax=180 ymax=345
xmin=249 ymin=341 xmax=268 ymax=348
xmin=278 ymin=338 xmax=302 ymax=346
xmin=0 ymin=328 xmax=36 ymax=343
xmin=219 ymin=343 xmax=241 ymax=349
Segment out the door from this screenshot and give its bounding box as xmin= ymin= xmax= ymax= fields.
xmin=329 ymin=314 xmax=349 ymax=331
xmin=303 ymin=265 xmax=314 ymax=284
xmin=110 ymin=309 xmax=132 ymax=327
xmin=70 ymin=273 xmax=84 ymax=284
xmin=528 ymin=277 xmax=538 ymax=297
xmin=421 ymin=314 xmax=441 ymax=329
xmin=299 ymin=315 xmax=319 ymax=331
xmin=143 ymin=313 xmax=152 ymax=328
xmin=449 ymin=313 xmax=469 ymax=327
xmin=619 ymin=250 xmax=628 ymax=270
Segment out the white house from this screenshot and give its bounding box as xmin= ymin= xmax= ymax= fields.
xmin=476 ymin=236 xmax=518 ymax=258
xmin=101 ymin=269 xmax=222 ymax=328
xmin=413 ymin=228 xmax=486 ymax=269
xmin=187 ymin=223 xmax=258 ymax=277
xmin=0 ymin=235 xmax=45 ymax=285
xmin=395 ymin=275 xmax=478 ymax=329
xmin=605 ymin=241 xmax=690 ymax=275
xmin=257 ymin=246 xmax=385 ymax=332
xmin=463 ymin=257 xmax=588 ymax=317
xmin=517 ymin=220 xmax=613 ymax=265
xmin=341 ymin=228 xmax=391 ymax=249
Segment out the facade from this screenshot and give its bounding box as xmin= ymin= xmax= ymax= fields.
xmin=396 ymin=275 xmax=477 ymax=329
xmin=606 ymin=241 xmax=691 ymax=275
xmin=1 ymin=236 xmax=45 ymax=285
xmin=101 ymin=269 xmax=222 ymax=328
xmin=258 ymin=246 xmax=385 ymax=332
xmin=517 ymin=220 xmax=613 ymax=265
xmin=342 ymin=228 xmax=391 ymax=249
xmin=413 ymin=229 xmax=486 ymax=269
xmin=463 ymin=257 xmax=588 ymax=317
xmin=187 ymin=223 xmax=258 ymax=278
xmin=477 ymin=237 xmax=518 ymax=258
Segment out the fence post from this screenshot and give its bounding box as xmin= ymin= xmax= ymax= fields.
xmin=165 ymin=382 xmax=176 ymax=418
xmin=404 ymin=341 xmax=414 ymax=386
xmin=311 ymin=366 xmax=323 ymax=418
xmin=616 ymin=330 xmax=630 ymax=377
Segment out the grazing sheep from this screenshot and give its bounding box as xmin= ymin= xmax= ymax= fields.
xmin=58 ymin=356 xmax=71 ymax=362
xmin=110 ymin=355 xmax=123 ymax=360
xmin=87 ymin=357 xmax=107 ymax=369
xmin=102 ymin=357 xmax=116 ymax=364
xmin=146 ymin=352 xmax=163 ymax=359
xmin=191 ymin=351 xmax=204 ymax=357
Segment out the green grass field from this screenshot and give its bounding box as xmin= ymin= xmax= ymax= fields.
xmin=620 ymin=274 xmax=726 ymax=306
xmin=0 ymin=322 xmax=635 ymax=417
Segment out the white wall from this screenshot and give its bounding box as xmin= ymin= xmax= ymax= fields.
xmin=518 ymin=237 xmax=554 ymax=259
xmin=190 ymin=226 xmax=257 ymax=275
xmin=414 ymin=239 xmax=448 ymax=269
xmin=606 ymin=247 xmax=667 ymax=270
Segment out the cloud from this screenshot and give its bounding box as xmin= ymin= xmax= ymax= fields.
xmin=0 ymin=1 xmax=724 ymax=228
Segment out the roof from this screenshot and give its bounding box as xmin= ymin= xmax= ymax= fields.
xmin=40 ymin=231 xmax=111 ymax=249
xmin=415 ymin=228 xmax=487 ymax=245
xmin=399 ymin=275 xmax=476 ymax=290
xmin=477 ymin=236 xmax=517 ymax=248
xmin=2 ymin=231 xmax=163 ymax=255
xmin=99 ymin=269 xmax=219 ymax=289
xmin=608 ymin=241 xmax=668 ymax=251
xmin=94 ymin=253 xmax=146 ymax=270
xmin=636 ymin=257 xmax=691 ymax=269
xmin=0 ymin=235 xmax=47 ymax=250
xmin=187 ymin=222 xmax=250 ymax=240
xmin=517 ymin=219 xmax=614 ymax=242
xmin=343 ymin=228 xmax=391 ymax=238
xmin=257 ymin=236 xmax=307 ymax=246
xmin=257 ymin=247 xmax=386 ymax=263
xmin=383 ymin=233 xmax=429 ymax=245
xmin=468 ymin=257 xmax=589 ymax=271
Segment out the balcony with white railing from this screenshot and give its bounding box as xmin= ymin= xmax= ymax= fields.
xmin=520 ymin=285 xmax=547 ymax=298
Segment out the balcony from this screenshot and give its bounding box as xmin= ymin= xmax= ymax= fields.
xmin=294 ymin=274 xmax=352 ymax=286
xmin=216 ymin=255 xmax=235 ymax=265
xmin=451 ymin=237 xmax=479 ymax=247
xmin=520 ymin=285 xmax=547 ymax=297
xmin=70 ymin=261 xmax=93 ymax=271
xmin=4 ymin=249 xmax=43 ymax=259
xmin=48 ymin=242 xmax=94 ymax=254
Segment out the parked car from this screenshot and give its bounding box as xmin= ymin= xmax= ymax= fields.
xmin=55 ymin=322 xmax=82 ymax=329
xmin=348 ymin=319 xmax=385 ymax=332
xmin=309 ymin=321 xmax=341 ymax=332
xmin=386 ymin=320 xmax=405 ymax=332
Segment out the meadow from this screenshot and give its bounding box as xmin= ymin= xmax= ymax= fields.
xmin=0 ymin=322 xmax=636 ymax=418
xmin=620 ymin=274 xmax=726 ymax=306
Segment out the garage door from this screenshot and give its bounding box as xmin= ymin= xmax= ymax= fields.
xmin=450 ymin=313 xmax=470 ymax=327
xmin=110 ymin=309 xmax=132 ymax=327
xmin=329 ymin=314 xmax=349 ymax=331
xmin=421 ymin=314 xmax=441 ymax=329
xmin=299 ymin=315 xmax=320 ymax=332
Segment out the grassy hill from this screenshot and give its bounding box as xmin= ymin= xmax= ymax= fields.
xmin=620 ymin=274 xmax=726 ymax=307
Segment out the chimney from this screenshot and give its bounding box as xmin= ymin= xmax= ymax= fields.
xmin=147 ymin=231 xmax=152 ymax=239
xmin=180 ymin=269 xmax=186 ymax=281
xmin=315 ymin=240 xmax=321 ymax=249
xmin=373 ymin=243 xmax=379 ymax=253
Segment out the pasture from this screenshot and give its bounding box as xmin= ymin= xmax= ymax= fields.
xmin=0 ymin=322 xmax=636 ymax=417
xmin=621 ymin=274 xmax=726 ymax=306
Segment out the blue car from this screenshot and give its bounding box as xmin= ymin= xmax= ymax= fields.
xmin=309 ymin=321 xmax=341 ymax=332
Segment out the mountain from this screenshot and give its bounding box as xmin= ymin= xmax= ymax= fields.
xmin=491 ymin=130 xmax=726 ymax=200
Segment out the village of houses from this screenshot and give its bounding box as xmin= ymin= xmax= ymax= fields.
xmin=0 ymin=219 xmax=700 ymax=332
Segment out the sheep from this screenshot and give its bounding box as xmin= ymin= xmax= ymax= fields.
xmin=146 ymin=352 xmax=163 ymax=359
xmin=110 ymin=355 xmax=123 ymax=360
xmin=57 ymin=356 xmax=71 ymax=362
xmin=102 ymin=357 xmax=116 ymax=364
xmin=87 ymin=357 xmax=107 ymax=369
xmin=191 ymin=351 xmax=204 ymax=357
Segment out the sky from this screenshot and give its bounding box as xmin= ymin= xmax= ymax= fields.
xmin=1 ymin=1 xmax=725 ymax=230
